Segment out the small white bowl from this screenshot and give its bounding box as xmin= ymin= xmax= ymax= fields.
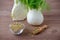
xmin=9 ymin=22 xmax=25 ymax=35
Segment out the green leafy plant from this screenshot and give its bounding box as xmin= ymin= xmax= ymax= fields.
xmin=18 ymin=0 xmax=50 ymax=11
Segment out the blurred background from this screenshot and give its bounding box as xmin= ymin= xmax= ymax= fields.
xmin=0 ymin=0 xmax=60 ymax=40
xmin=0 ymin=0 xmax=60 ymax=16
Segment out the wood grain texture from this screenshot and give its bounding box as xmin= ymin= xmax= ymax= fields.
xmin=0 ymin=0 xmax=60 ymax=40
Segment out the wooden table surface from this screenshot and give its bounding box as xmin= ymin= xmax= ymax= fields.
xmin=0 ymin=0 xmax=60 ymax=40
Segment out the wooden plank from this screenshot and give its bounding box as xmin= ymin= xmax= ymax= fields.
xmin=0 ymin=0 xmax=60 ymax=40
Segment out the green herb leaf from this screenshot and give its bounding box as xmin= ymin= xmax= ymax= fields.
xmin=19 ymin=0 xmax=50 ymax=11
